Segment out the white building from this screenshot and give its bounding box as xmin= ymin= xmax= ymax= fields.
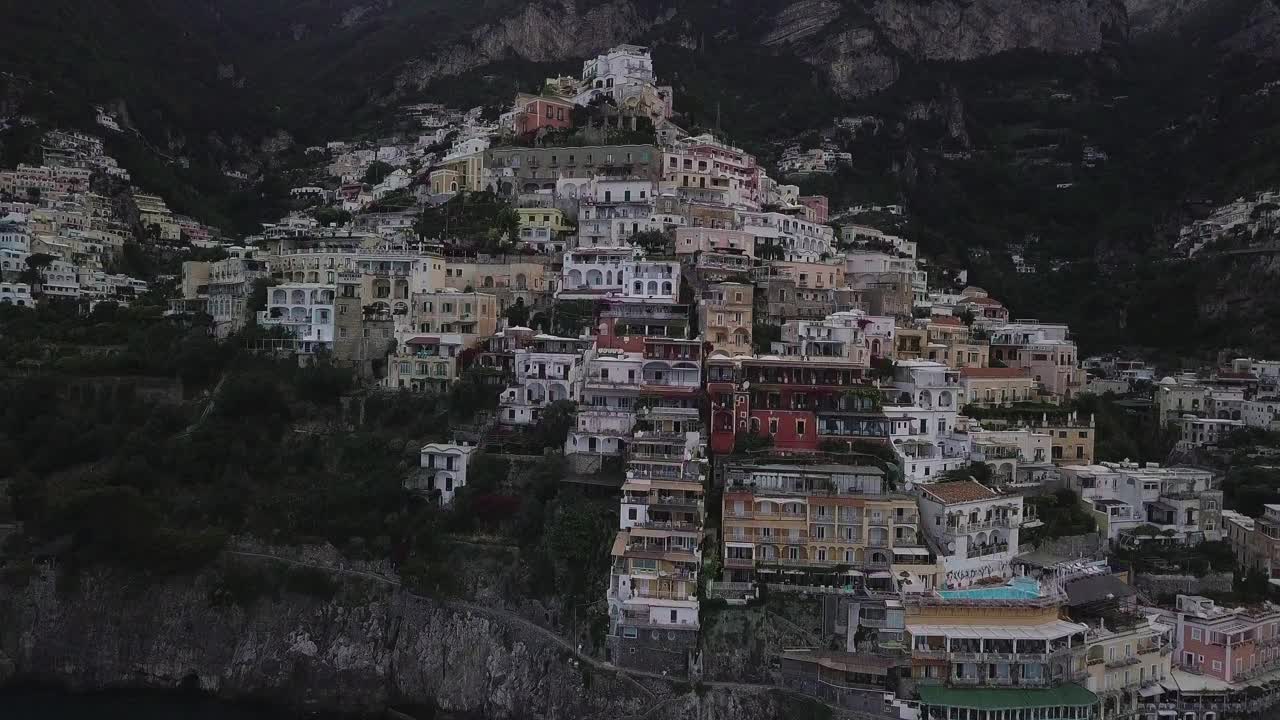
xmin=412 ymin=442 xmax=476 ymax=505
xmin=1059 ymin=462 xmax=1222 ymax=544
xmin=259 ymin=283 xmax=337 ymax=353
xmin=771 ymin=310 xmax=872 ymax=366
xmin=577 ymin=178 xmax=660 ymax=248
xmin=498 ymin=334 xmax=590 ymax=426
xmin=559 ymin=249 xmax=679 ymax=303
xmin=567 ymin=345 xmax=644 ymax=456
xmin=0 ymin=281 xmax=35 ymax=307
xmin=1155 ymin=376 xmax=1209 ymax=423
xmin=1176 ymin=415 xmax=1244 ymax=450
xmin=739 ymin=210 xmax=834 ymax=262
xmin=1243 ymin=397 xmax=1280 ymax=431
xmin=883 ymin=361 xmax=969 ymax=485
xmin=38 ymin=259 xmax=81 ymax=298
xmin=918 ymin=480 xmax=1025 ymax=588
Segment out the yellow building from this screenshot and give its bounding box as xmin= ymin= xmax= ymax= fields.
xmin=517 ymin=207 xmax=572 ymax=233
xmin=429 ymin=151 xmax=485 ymax=194
xmin=699 ymin=281 xmax=753 ymax=356
xmin=1082 ymin=615 xmax=1172 ymax=720
xmin=960 ymin=367 xmax=1038 ymax=407
xmin=719 ymin=461 xmax=939 ymax=588
xmin=906 ymin=584 xmax=1094 ymax=715
xmin=925 ymin=316 xmax=990 ymax=369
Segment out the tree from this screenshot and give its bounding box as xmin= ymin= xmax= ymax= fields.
xmin=752 ymin=322 xmax=781 ymax=353
xmin=246 ymin=277 xmax=279 ymax=319
xmin=491 ymin=207 xmax=520 ymax=245
xmin=314 ymin=206 xmax=352 ymax=227
xmin=630 ymin=230 xmax=671 ymax=255
xmin=19 ymin=253 xmax=54 ymax=289
xmin=363 ymin=160 xmax=394 ymax=185
xmin=530 ymin=400 xmax=576 ymax=451
xmin=503 ymin=302 xmax=530 ymax=328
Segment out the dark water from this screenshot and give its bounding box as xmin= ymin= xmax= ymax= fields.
xmin=2 ymin=690 xmax=304 ymax=719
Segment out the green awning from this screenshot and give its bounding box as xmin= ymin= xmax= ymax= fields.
xmin=918 ymin=684 xmax=1098 ymax=710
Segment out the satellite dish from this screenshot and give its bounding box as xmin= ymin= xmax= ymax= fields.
xmin=741 ymin=381 xmax=750 ymax=391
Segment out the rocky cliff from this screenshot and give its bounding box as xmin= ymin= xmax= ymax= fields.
xmin=388 ymin=0 xmax=1129 ymax=99
xmin=0 ymin=563 xmax=807 ymax=719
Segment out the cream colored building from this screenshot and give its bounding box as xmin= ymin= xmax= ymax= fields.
xmin=699 ymin=281 xmax=752 ymax=355
xmin=1083 ymin=615 xmax=1173 ymax=720
xmin=409 ymin=289 xmax=498 ymax=342
xmin=443 ymin=259 xmax=555 ymax=313
xmin=960 ymin=367 xmax=1038 ymax=407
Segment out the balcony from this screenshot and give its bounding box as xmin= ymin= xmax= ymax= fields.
xmin=1105 ymin=656 xmax=1141 ymax=669
xmin=951 ymin=651 xmax=982 ymax=663
xmin=942 ymin=518 xmax=1014 ymax=538
xmin=966 ymin=542 xmax=1010 ymax=559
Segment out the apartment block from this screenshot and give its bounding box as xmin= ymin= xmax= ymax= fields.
xmin=699 ymin=281 xmax=752 ymax=356
xmin=719 ymin=461 xmax=936 ymax=589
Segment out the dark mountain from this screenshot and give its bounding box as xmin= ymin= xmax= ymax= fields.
xmin=4 ymin=0 xmax=1280 ymax=356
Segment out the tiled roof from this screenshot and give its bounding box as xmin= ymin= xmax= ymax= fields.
xmin=930 ymin=315 xmax=964 ymax=326
xmin=961 ymin=296 xmax=1004 ymax=306
xmin=922 ymin=480 xmax=999 ymax=505
xmin=960 ymin=367 xmax=1032 ymax=379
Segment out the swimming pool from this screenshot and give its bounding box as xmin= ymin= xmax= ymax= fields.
xmin=937 ymin=577 xmax=1042 ymax=600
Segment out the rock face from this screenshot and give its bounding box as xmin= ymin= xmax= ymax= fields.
xmin=390 ymin=0 xmax=1129 ymax=99
xmin=0 ymin=566 xmax=799 ymax=719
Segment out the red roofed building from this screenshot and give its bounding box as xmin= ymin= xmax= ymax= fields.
xmin=957 ymin=294 xmax=1009 ymax=325
xmin=917 ymin=480 xmax=1025 ymax=588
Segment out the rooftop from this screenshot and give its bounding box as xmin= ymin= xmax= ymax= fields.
xmin=960 ymin=367 xmax=1033 ymax=379
xmin=917 ymin=684 xmax=1097 ymax=710
xmin=1065 ymin=574 xmax=1136 ymax=607
xmin=921 ymin=480 xmax=1001 ymax=505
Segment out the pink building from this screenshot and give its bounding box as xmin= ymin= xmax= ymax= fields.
xmin=1163 ymin=595 xmax=1280 ymax=683
xmin=514 ymin=94 xmax=574 ymax=137
xmin=797 ymin=195 xmax=829 ymax=224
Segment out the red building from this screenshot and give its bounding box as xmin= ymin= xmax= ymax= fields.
xmin=797 ymin=195 xmax=829 ymax=224
xmin=514 ymin=93 xmax=575 ymax=137
xmin=707 ymin=355 xmax=888 ymax=454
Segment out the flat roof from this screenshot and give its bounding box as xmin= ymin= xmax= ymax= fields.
xmin=743 ymin=463 xmax=884 ymax=476
xmin=917 ymin=684 xmax=1097 ymax=710
xmin=907 ymin=620 xmax=1086 ymax=641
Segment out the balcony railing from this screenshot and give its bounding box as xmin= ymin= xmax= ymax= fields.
xmin=966 ymin=542 xmax=1010 ymax=559
xmin=943 ymin=518 xmax=1015 ymax=537
xmin=1105 ymin=656 xmax=1141 ymax=669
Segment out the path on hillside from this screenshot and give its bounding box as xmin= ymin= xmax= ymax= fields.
xmin=178 ymin=370 xmax=229 ymax=437
xmin=224 ymin=550 xmax=886 ymax=718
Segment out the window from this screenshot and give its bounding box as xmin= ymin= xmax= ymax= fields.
xmin=1212 ymin=660 xmax=1222 ymax=671
xmin=628 ymin=508 xmax=637 ymax=520
xmin=769 ymin=418 xmax=779 ymax=435
xmin=796 ymin=419 xmax=806 ymax=436
xmin=1192 ymin=628 xmax=1202 ymax=641
xmin=622 ymin=627 xmax=638 ymax=639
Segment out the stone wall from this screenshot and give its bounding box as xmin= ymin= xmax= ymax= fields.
xmin=1134 ymin=572 xmax=1234 ymax=600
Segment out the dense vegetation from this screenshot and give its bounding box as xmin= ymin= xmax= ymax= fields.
xmin=0 ymin=300 xmax=610 ymax=615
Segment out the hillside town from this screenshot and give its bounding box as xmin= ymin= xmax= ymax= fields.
xmin=6 ymin=44 xmax=1280 ymax=720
